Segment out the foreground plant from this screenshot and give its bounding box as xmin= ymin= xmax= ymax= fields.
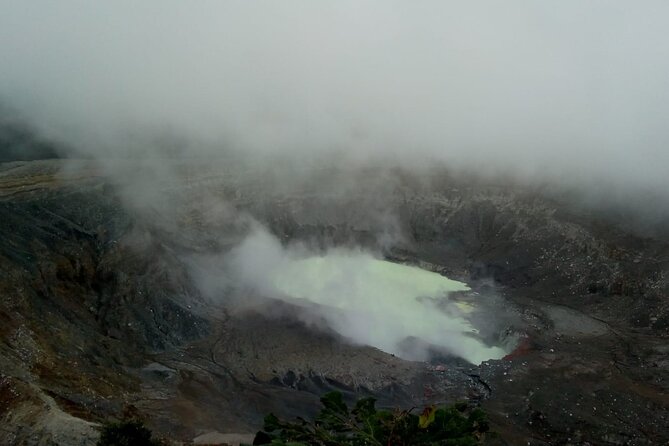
xmin=251 ymin=391 xmax=489 ymax=445
xmin=96 ymin=419 xmax=163 ymax=446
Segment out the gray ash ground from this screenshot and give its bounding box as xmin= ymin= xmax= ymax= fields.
xmin=0 ymin=160 xmax=668 ymax=445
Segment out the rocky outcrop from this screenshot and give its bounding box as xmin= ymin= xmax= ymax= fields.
xmin=1 ymin=160 xmax=668 ymax=445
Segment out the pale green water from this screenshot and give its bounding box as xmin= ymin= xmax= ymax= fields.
xmin=270 ymin=251 xmax=507 ymax=364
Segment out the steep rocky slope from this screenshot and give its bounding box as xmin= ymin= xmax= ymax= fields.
xmin=1 ymin=160 xmax=668 ymax=445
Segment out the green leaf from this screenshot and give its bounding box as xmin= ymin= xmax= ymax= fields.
xmin=263 ymin=413 xmax=281 ymax=432
xmin=319 ymin=391 xmax=349 ymax=416
xmin=352 ymin=397 xmax=377 ymax=421
xmin=253 ymin=393 xmax=488 ymax=445
xmin=418 ymin=405 xmax=437 ymax=429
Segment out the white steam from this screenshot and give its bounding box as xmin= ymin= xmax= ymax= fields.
xmin=1 ymin=1 xmax=669 ymax=200
xmin=213 ymin=226 xmax=507 ymax=364
xmin=1 ymin=1 xmax=665 ymax=363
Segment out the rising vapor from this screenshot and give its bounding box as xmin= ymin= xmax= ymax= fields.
xmin=0 ymin=1 xmax=668 ymax=198
xmin=1 ymin=0 xmax=668 ymax=358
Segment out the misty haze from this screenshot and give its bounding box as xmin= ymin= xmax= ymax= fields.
xmin=1 ymin=2 xmax=668 ymax=445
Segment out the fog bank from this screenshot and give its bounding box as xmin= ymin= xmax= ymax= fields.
xmin=1 ymin=1 xmax=669 ymax=198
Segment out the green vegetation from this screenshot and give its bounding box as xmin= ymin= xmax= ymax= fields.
xmin=252 ymin=392 xmax=489 ymax=445
xmin=96 ymin=420 xmax=162 ymax=446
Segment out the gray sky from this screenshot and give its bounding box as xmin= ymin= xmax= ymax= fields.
xmin=1 ymin=1 xmax=669 ymax=194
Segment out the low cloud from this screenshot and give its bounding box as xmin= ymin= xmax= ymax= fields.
xmin=0 ymin=1 xmax=668 ymax=201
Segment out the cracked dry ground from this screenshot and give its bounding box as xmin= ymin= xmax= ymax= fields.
xmin=0 ymin=160 xmax=668 ymax=445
